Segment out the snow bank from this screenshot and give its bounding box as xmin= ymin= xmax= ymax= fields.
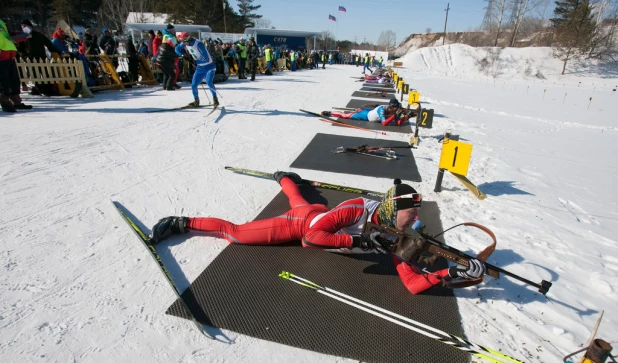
xmin=393 ymin=44 xmax=618 ymax=83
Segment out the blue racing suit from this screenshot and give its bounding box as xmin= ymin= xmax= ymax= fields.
xmin=175 ymin=39 xmax=217 ymax=100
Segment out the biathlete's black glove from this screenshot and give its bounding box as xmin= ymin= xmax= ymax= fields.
xmin=448 ymin=259 xmax=486 ymax=280
xmin=352 ymin=231 xmax=390 ymax=254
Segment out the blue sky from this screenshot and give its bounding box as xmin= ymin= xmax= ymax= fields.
xmin=233 ymin=0 xmax=493 ymax=44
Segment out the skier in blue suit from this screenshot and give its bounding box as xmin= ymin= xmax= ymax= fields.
xmin=175 ymin=32 xmax=218 ymax=107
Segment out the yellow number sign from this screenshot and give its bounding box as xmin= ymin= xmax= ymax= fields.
xmin=398 ymin=79 xmax=404 ymax=90
xmin=393 ymin=74 xmax=399 ymax=83
xmin=439 ymin=140 xmax=473 ymax=176
xmin=408 ymin=91 xmax=420 ymax=105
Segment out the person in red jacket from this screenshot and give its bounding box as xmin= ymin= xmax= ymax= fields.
xmin=152 ymin=30 xmax=163 ymax=57
xmin=149 ymin=172 xmax=486 ymax=295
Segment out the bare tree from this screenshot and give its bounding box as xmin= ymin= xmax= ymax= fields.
xmin=254 ymin=18 xmax=273 ymax=29
xmin=588 ymin=1 xmax=618 ymax=60
xmin=377 ymin=30 xmax=396 ymax=50
xmin=318 ymin=30 xmax=335 ymax=50
xmin=426 ymin=27 xmax=432 ymax=33
xmin=99 ymin=0 xmax=156 ymax=31
xmin=494 ymin=0 xmax=508 ymax=46
xmin=510 ymin=0 xmax=530 ymax=46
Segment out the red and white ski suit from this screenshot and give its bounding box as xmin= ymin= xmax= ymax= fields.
xmin=187 ymin=177 xmax=449 ymax=294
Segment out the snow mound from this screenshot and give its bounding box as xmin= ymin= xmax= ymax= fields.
xmin=395 ymin=44 xmax=570 ymax=81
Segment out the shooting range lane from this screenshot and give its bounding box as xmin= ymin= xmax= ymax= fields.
xmin=289 ymin=133 xmax=421 ymax=181
xmin=359 ymin=87 xmax=396 ymax=93
xmin=346 ymin=98 xmax=390 ymax=108
xmin=351 ymin=90 xmax=397 ymax=100
xmin=167 ymin=186 xmax=466 ymax=363
xmin=334 ymin=116 xmax=413 ymax=134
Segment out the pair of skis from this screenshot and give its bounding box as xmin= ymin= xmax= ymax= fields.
xmin=280 ymin=271 xmax=525 ymax=363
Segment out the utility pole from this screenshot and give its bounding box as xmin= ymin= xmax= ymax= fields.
xmin=223 ymin=1 xmax=227 ymax=33
xmin=443 ymin=2 xmax=450 ymax=45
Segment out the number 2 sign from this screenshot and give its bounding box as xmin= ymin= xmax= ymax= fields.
xmin=417 ymin=109 xmax=434 ymax=129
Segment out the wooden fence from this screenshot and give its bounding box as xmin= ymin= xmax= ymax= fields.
xmin=15 ymin=57 xmax=93 ymax=98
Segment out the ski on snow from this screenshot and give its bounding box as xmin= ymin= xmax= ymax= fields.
xmin=147 ymin=104 xmax=215 ymax=113
xmin=111 ymin=201 xmax=214 ymax=339
xmin=204 ymin=105 xmax=222 ymax=117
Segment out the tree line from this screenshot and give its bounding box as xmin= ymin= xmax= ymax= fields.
xmin=480 ymin=0 xmax=617 ymax=73
xmin=0 ymin=0 xmax=263 ymax=35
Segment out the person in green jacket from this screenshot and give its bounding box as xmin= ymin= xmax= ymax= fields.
xmin=0 ymin=19 xmax=32 ymax=112
xmin=264 ymin=44 xmax=273 ymax=75
xmin=234 ymin=38 xmax=247 ymax=79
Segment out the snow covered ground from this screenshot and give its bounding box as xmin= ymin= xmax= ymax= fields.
xmin=1 ymin=45 xmax=617 ymax=362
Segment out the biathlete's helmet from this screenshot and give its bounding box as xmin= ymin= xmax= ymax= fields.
xmin=377 ymin=178 xmax=422 ymax=229
xmin=179 ymin=32 xmax=190 ymax=41
xmin=388 ymin=99 xmax=401 ymax=109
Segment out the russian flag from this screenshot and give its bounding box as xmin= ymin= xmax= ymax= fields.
xmin=329 ymin=14 xmax=337 ymax=21
xmin=338 ymin=6 xmax=346 ymax=12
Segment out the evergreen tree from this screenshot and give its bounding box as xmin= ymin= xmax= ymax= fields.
xmin=237 ymin=0 xmax=262 ymax=28
xmin=551 ymin=0 xmax=597 ymax=74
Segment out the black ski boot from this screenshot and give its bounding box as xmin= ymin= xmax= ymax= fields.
xmin=212 ymin=96 xmax=219 ymax=107
xmin=1 ymin=102 xmax=16 ymax=113
xmin=273 ymin=171 xmax=303 ymax=185
xmin=188 ymin=98 xmax=200 ymax=107
xmin=149 ymin=216 xmax=189 ymax=245
xmin=320 ymin=111 xmax=331 ymax=117
xmin=13 ymin=103 xmax=33 ymax=110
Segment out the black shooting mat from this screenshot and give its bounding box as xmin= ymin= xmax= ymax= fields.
xmin=334 ymin=116 xmax=412 ymax=134
xmin=352 ymin=90 xmax=397 ymax=100
xmin=362 ymin=82 xmax=394 ymax=88
xmin=166 ymin=187 xmax=466 ymax=363
xmin=290 ymin=133 xmax=421 ymax=181
xmin=346 ymin=98 xmax=389 ymax=108
xmin=360 ymin=87 xmax=396 ymax=93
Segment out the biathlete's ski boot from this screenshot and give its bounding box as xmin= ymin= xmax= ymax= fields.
xmin=1 ymin=102 xmax=16 ymax=113
xmin=320 ymin=111 xmax=331 ymax=117
xmin=188 ymin=98 xmax=200 ymax=107
xmin=149 ymin=216 xmax=189 ymax=245
xmin=212 ymin=96 xmax=219 ymax=107
xmin=13 ymin=103 xmax=33 ymax=110
xmin=273 ymin=171 xmax=303 ymax=185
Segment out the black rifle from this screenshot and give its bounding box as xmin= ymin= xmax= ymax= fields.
xmin=363 ymin=222 xmax=552 ymax=295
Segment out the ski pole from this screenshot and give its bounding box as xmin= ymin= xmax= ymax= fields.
xmin=200 ymin=83 xmax=211 ymax=104
xmin=279 ymin=272 xmax=524 ymax=363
